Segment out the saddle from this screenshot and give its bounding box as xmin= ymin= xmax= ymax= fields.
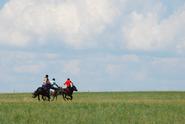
xmin=64 ymin=87 xmax=70 ymax=94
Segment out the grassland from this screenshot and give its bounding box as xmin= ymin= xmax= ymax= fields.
xmin=0 ymin=92 xmax=185 ymax=124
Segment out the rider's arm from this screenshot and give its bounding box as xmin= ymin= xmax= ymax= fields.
xmin=54 ymin=83 xmax=59 ymax=88
xmin=70 ymin=81 xmax=73 ymax=86
xmin=43 ymin=78 xmax=47 ymax=84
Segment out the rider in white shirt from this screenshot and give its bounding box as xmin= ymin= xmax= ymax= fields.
xmin=50 ymin=78 xmax=59 ymax=90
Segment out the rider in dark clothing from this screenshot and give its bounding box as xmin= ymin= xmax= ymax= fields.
xmin=42 ymin=75 xmax=51 ymax=91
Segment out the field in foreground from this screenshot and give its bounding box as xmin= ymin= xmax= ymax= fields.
xmin=0 ymin=92 xmax=185 ymax=124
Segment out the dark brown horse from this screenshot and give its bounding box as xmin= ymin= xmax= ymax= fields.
xmin=50 ymin=87 xmax=63 ymax=101
xmin=51 ymin=85 xmax=78 ymax=101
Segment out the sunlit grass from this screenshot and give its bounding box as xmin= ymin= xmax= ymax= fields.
xmin=0 ymin=92 xmax=185 ymax=124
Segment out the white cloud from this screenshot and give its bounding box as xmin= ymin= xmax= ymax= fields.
xmin=14 ymin=64 xmax=44 ymax=74
xmin=104 ymin=54 xmax=140 ymax=64
xmin=119 ymin=54 xmax=140 ymax=62
xmin=105 ymin=54 xmax=141 ymax=78
xmin=106 ymin=64 xmax=122 ymax=77
xmin=0 ymin=51 xmax=62 ymax=76
xmin=63 ymin=60 xmax=81 ymax=75
xmin=152 ymin=57 xmax=185 ymax=69
xmin=0 ymin=0 xmax=119 ymax=48
xmin=123 ymin=2 xmax=185 ymax=51
xmin=176 ymin=42 xmax=185 ymax=54
xmin=1 ymin=1 xmax=185 ymax=92
xmin=132 ymin=71 xmax=148 ymax=81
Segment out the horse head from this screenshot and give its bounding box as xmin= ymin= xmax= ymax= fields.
xmin=32 ymin=90 xmax=37 ymax=98
xmin=32 ymin=87 xmax=42 ymax=98
xmin=72 ymin=85 xmax=78 ymax=91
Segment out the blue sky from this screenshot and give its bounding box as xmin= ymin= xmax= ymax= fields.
xmin=0 ymin=0 xmax=185 ymax=92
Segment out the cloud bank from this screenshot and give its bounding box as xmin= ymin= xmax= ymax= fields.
xmin=0 ymin=0 xmax=118 ymax=48
xmin=0 ymin=0 xmax=185 ymax=52
xmin=123 ymin=3 xmax=185 ymax=51
xmin=0 ymin=0 xmax=185 ymax=92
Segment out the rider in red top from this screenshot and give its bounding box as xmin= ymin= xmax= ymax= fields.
xmin=64 ymin=78 xmax=73 ymax=93
xmin=64 ymin=78 xmax=73 ymax=88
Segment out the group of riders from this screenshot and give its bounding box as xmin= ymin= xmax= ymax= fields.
xmin=33 ymin=74 xmax=77 ymax=101
xmin=42 ymin=74 xmax=74 ymax=94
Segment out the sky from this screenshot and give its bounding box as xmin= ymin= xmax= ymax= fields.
xmin=0 ymin=0 xmax=185 ymax=92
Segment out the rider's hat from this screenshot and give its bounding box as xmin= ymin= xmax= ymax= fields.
xmin=52 ymin=78 xmax=55 ymax=81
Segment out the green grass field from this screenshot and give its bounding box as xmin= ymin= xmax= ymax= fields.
xmin=0 ymin=92 xmax=185 ymax=124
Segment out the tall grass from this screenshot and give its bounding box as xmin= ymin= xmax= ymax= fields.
xmin=0 ymin=92 xmax=185 ymax=124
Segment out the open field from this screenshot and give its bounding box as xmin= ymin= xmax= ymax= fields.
xmin=0 ymin=92 xmax=185 ymax=124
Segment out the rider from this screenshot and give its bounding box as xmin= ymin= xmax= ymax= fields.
xmin=42 ymin=75 xmax=51 ymax=90
xmin=50 ymin=78 xmax=59 ymax=90
xmin=64 ymin=78 xmax=73 ymax=92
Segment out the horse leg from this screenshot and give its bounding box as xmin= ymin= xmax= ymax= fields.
xmin=51 ymin=91 xmax=54 ymax=101
xmin=65 ymin=95 xmax=70 ymax=101
xmin=51 ymin=93 xmax=54 ymax=101
xmin=55 ymin=94 xmax=57 ymax=101
xmin=38 ymin=95 xmax=40 ymax=101
xmin=62 ymin=94 xmax=66 ymax=101
xmin=54 ymin=92 xmax=58 ymax=101
xmin=42 ymin=96 xmax=45 ymax=101
xmin=70 ymin=95 xmax=73 ymax=100
xmin=66 ymin=96 xmax=70 ymax=100
xmin=48 ymin=95 xmax=50 ymax=101
xmin=52 ymin=94 xmax=56 ymax=101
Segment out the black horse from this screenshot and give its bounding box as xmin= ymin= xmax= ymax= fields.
xmin=63 ymin=85 xmax=78 ymax=100
xmin=51 ymin=85 xmax=78 ymax=101
xmin=32 ymin=87 xmax=50 ymax=101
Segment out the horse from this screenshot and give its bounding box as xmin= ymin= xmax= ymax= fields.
xmin=51 ymin=85 xmax=78 ymax=101
xmin=32 ymin=87 xmax=50 ymax=101
xmin=50 ymin=87 xmax=63 ymax=101
xmin=62 ymin=85 xmax=78 ymax=100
